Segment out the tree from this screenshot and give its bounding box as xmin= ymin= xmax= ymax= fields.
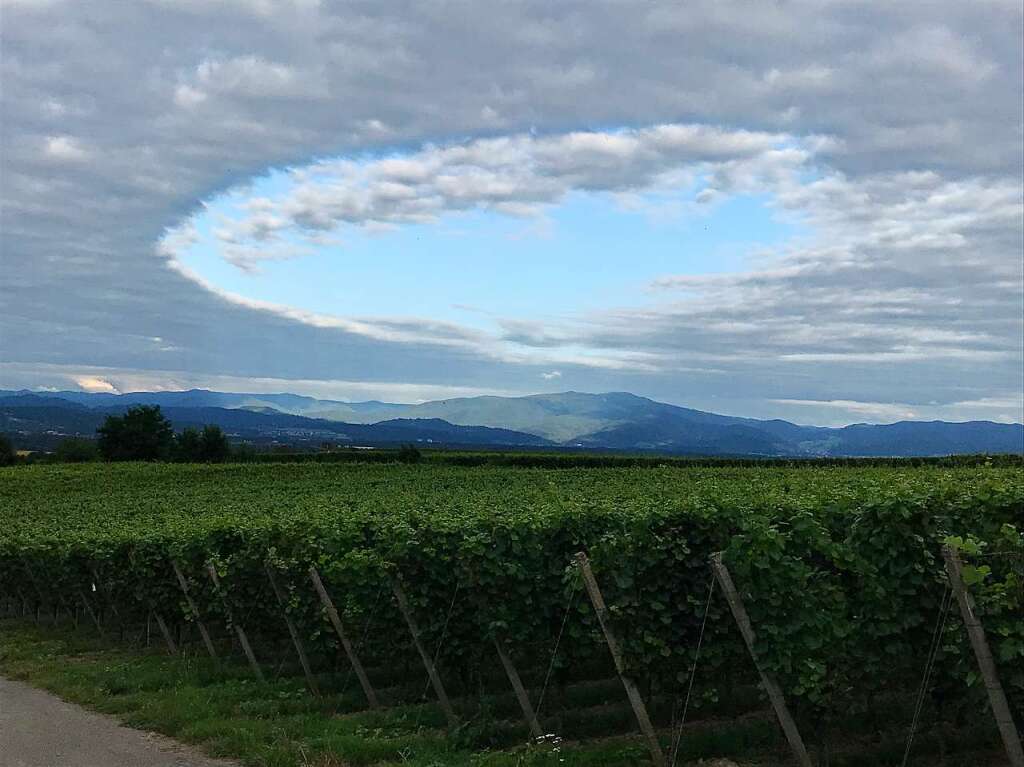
xmin=397 ymin=443 xmax=422 ymax=463
xmin=199 ymin=425 xmax=230 ymax=462
xmin=0 ymin=434 xmax=14 ymax=466
xmin=96 ymin=405 xmax=174 ymax=461
xmin=175 ymin=427 xmax=203 ymax=462
xmin=175 ymin=424 xmax=230 ymax=462
xmin=55 ymin=437 xmax=98 ymax=463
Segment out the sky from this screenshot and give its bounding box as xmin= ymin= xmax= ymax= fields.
xmin=1 ymin=0 xmax=1022 ymax=427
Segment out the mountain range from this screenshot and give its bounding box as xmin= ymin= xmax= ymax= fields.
xmin=2 ymin=389 xmax=1021 ymax=457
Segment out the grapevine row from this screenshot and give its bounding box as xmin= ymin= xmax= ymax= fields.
xmin=1 ymin=464 xmax=1021 ymax=751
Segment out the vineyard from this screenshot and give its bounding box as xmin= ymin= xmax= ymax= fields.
xmin=1 ymin=461 xmax=1022 ymax=765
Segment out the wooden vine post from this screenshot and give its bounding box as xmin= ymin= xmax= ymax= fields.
xmin=265 ymin=564 xmax=319 ymax=696
xmin=124 ymin=551 xmax=178 ymax=655
xmin=205 ymin=562 xmax=263 ymax=681
xmin=942 ymin=545 xmax=1024 ymax=767
xmin=90 ymin=566 xmax=122 ymax=627
xmin=150 ymin=610 xmax=179 ymax=655
xmin=710 ymin=553 xmax=812 ymax=767
xmin=308 ymin=566 xmax=380 ymax=708
xmin=574 ymin=552 xmax=666 ymax=767
xmin=465 ymin=576 xmax=543 ymax=739
xmin=389 ymin=574 xmax=458 ymax=727
xmin=170 ymin=560 xmax=218 ymax=660
xmin=77 ymin=588 xmax=105 ymax=637
xmin=21 ymin=558 xmax=51 ymax=624
xmin=493 ymin=634 xmax=544 ymax=739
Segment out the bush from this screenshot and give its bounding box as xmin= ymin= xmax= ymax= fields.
xmin=199 ymin=425 xmax=230 ymax=462
xmin=55 ymin=438 xmax=99 ymax=463
xmin=0 ymin=434 xmax=14 ymax=466
xmin=175 ymin=426 xmax=202 ymax=461
xmin=397 ymin=443 xmax=422 ymax=463
xmin=96 ymin=405 xmax=174 ymax=461
xmin=175 ymin=425 xmax=231 ymax=462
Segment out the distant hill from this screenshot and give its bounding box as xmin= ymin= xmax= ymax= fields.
xmin=1 ymin=389 xmax=1021 ymax=457
xmin=0 ymin=395 xmax=551 ymax=451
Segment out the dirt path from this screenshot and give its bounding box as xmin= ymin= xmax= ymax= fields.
xmin=0 ymin=676 xmax=239 ymax=767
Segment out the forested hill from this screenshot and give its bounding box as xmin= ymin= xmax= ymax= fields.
xmin=2 ymin=389 xmax=1021 ymax=456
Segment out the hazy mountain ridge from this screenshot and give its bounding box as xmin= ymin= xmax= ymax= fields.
xmin=0 ymin=394 xmax=551 ymax=451
xmin=2 ymin=389 xmax=1021 ymax=456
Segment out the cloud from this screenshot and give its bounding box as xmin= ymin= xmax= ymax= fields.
xmin=173 ymin=84 xmax=207 ymax=109
xmin=0 ymin=0 xmax=1020 ymax=424
xmin=164 ymin=124 xmax=799 ymax=271
xmin=4 ymin=362 xmax=523 ymax=404
xmin=541 ymin=371 xmax=562 ymax=380
xmin=770 ymin=399 xmax=919 ymax=422
xmin=44 ymin=135 xmax=89 ymax=162
xmin=184 ymin=55 xmax=328 ymax=102
xmin=74 ymin=376 xmax=119 ymax=393
xmin=769 ymin=396 xmax=1024 ymax=426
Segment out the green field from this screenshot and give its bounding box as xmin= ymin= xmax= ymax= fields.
xmin=1 ymin=461 xmax=1021 ymax=766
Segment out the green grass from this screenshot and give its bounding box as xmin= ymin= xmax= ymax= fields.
xmin=0 ymin=618 xmax=783 ymax=767
xmin=0 ymin=617 xmax=1011 ymax=767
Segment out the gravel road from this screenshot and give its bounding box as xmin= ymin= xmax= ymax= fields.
xmin=0 ymin=676 xmax=238 ymax=767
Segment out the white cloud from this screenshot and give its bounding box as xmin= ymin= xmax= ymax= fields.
xmin=187 ymin=55 xmax=327 ymax=100
xmin=5 ymin=363 xmax=523 ymax=404
xmin=173 ymin=84 xmax=207 ymax=109
xmin=770 ymin=396 xmax=1024 ymax=426
xmin=771 ymin=399 xmax=918 ymax=421
xmin=44 ymin=135 xmax=89 ymax=161
xmin=1 ymin=0 xmax=1021 ymax=421
xmin=74 ymin=375 xmax=119 ymax=393
xmin=163 ymin=124 xmax=799 ymax=271
xmin=541 ymin=371 xmax=562 ymax=380
xmin=158 ymin=128 xmax=1020 ymax=383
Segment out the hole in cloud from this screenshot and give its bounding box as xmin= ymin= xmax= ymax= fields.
xmin=161 ymin=124 xmax=807 ymax=329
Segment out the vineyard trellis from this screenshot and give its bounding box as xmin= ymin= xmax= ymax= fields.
xmin=1 ymin=462 xmax=1022 ymax=763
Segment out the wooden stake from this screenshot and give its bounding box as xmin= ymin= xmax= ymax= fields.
xmin=205 ymin=562 xmax=263 ymax=681
xmin=308 ymin=566 xmax=379 ymax=708
xmin=389 ymin=574 xmax=458 ymax=727
xmin=709 ymin=553 xmax=812 ymax=767
xmin=942 ymin=545 xmax=1024 ymax=767
xmin=170 ymin=560 xmax=218 ymax=660
xmin=21 ymin=559 xmax=52 ymax=623
xmin=125 ymin=551 xmax=178 ymax=655
xmin=152 ymin=610 xmax=178 ymax=655
xmin=78 ymin=589 xmax=105 ymax=637
xmin=89 ymin=567 xmax=122 ymax=632
xmin=493 ymin=634 xmax=544 ymax=740
xmin=265 ymin=564 xmax=319 ymax=695
xmin=574 ymin=552 xmax=666 ymax=767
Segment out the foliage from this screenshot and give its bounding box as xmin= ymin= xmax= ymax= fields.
xmin=241 ymin=448 xmax=1024 ymax=469
xmin=176 ymin=426 xmax=202 ymax=462
xmin=176 ymin=425 xmax=231 ymax=463
xmin=397 ymin=443 xmax=422 ymax=463
xmin=55 ymin=437 xmax=99 ymax=463
xmin=0 ymin=434 xmax=14 ymax=466
xmin=0 ymin=461 xmax=1021 ymax=738
xmin=96 ymin=405 xmax=174 ymax=461
xmin=943 ymin=524 xmax=1024 ymax=715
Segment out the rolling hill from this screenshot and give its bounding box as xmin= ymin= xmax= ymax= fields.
xmin=2 ymin=389 xmax=1021 ymax=456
